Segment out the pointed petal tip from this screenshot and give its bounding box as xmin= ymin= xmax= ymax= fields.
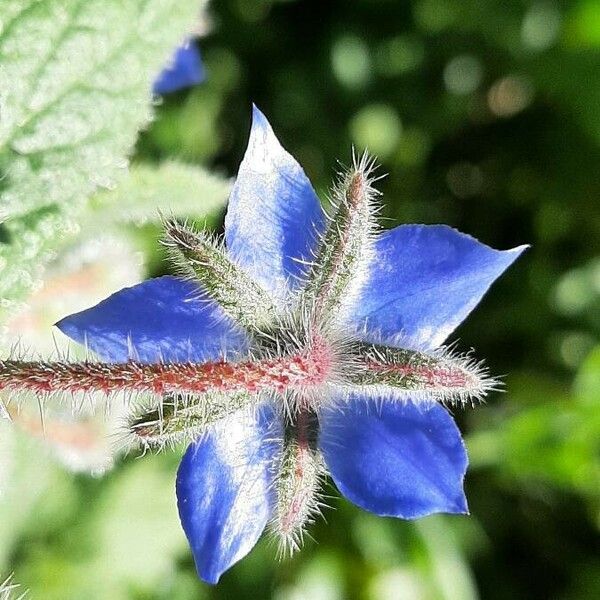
xmin=430 ymin=224 xmax=530 ymax=258
xmin=509 ymin=243 xmax=530 ymax=257
xmin=197 ymin=567 xmax=222 ymax=586
xmin=492 ymin=241 xmax=529 ymax=275
xmin=54 ymin=315 xmax=69 ymax=333
xmin=347 ymin=224 xmax=529 ymax=347
xmin=54 ymin=312 xmax=84 ymax=345
xmin=500 ymin=242 xmax=529 ymax=259
xmin=449 ymin=491 xmax=469 ymax=516
xmin=250 ymin=104 xmax=272 ymax=137
xmin=442 ymin=225 xmax=530 ymax=261
xmin=251 ymin=102 xmax=266 ymax=121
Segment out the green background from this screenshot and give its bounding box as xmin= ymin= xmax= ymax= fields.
xmin=2 ymin=0 xmax=600 ymax=598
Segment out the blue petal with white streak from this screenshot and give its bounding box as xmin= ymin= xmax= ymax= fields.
xmin=348 ymin=224 xmax=527 ymax=348
xmin=224 ymin=106 xmax=326 ymax=299
xmin=153 ymin=41 xmax=204 ymax=94
xmin=177 ymin=405 xmax=281 ymax=584
xmin=56 ymin=276 xmax=247 ymax=363
xmin=319 ymin=395 xmax=469 ymax=518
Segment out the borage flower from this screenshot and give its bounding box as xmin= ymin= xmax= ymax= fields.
xmin=0 ymin=107 xmax=526 ymax=584
xmin=153 ymin=40 xmax=204 ymax=95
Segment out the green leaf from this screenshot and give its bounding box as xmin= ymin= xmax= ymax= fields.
xmin=14 ymin=456 xmax=188 ymax=600
xmin=0 ymin=0 xmax=204 ymax=323
xmin=90 ymin=161 xmax=231 ymax=226
xmin=0 ymin=207 xmax=74 ymax=326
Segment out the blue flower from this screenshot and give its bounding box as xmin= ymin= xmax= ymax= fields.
xmin=57 ymin=107 xmax=526 ymax=584
xmin=153 ymin=40 xmax=204 ymax=95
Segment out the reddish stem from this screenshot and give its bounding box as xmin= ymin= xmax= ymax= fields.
xmin=0 ymin=342 xmax=332 ymax=397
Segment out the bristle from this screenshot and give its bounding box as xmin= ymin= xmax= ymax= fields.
xmin=0 ymin=575 xmax=27 ymax=600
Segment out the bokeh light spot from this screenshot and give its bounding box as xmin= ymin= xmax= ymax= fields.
xmin=488 ymin=75 xmax=534 ymax=117
xmin=521 ymin=2 xmax=562 ymax=50
xmin=443 ymin=55 xmax=483 ymax=95
xmin=349 ymin=104 xmax=402 ymax=158
xmin=331 ymin=35 xmax=371 ymax=89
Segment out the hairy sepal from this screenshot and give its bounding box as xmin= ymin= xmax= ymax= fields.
xmin=303 ymin=153 xmax=380 ymax=324
xmin=271 ymin=407 xmax=325 ymax=556
xmin=126 ymin=391 xmax=255 ymax=450
xmin=162 ymin=217 xmax=279 ymax=332
xmin=347 ymin=342 xmax=497 ymax=406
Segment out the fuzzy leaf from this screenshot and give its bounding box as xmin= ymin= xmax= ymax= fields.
xmin=0 ymin=0 xmax=204 ymax=323
xmin=0 ymin=207 xmax=75 ymax=329
xmin=90 ymin=162 xmax=231 ymax=226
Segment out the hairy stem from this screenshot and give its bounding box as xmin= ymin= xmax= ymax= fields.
xmin=0 ymin=345 xmax=332 ymax=398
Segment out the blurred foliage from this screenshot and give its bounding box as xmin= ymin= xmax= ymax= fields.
xmin=0 ymin=0 xmax=203 ymax=326
xmin=1 ymin=0 xmax=600 ymax=599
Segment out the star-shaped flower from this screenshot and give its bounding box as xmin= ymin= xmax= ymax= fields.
xmin=6 ymin=107 xmax=525 ymax=584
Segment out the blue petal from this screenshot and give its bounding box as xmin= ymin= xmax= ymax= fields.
xmin=349 ymin=225 xmax=527 ymax=348
xmin=177 ymin=404 xmax=281 ymax=584
xmin=224 ymin=106 xmax=325 ymax=298
xmin=319 ymin=395 xmax=468 ymax=519
xmin=56 ymin=276 xmax=247 ymax=363
xmin=153 ymin=41 xmax=204 ymax=94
